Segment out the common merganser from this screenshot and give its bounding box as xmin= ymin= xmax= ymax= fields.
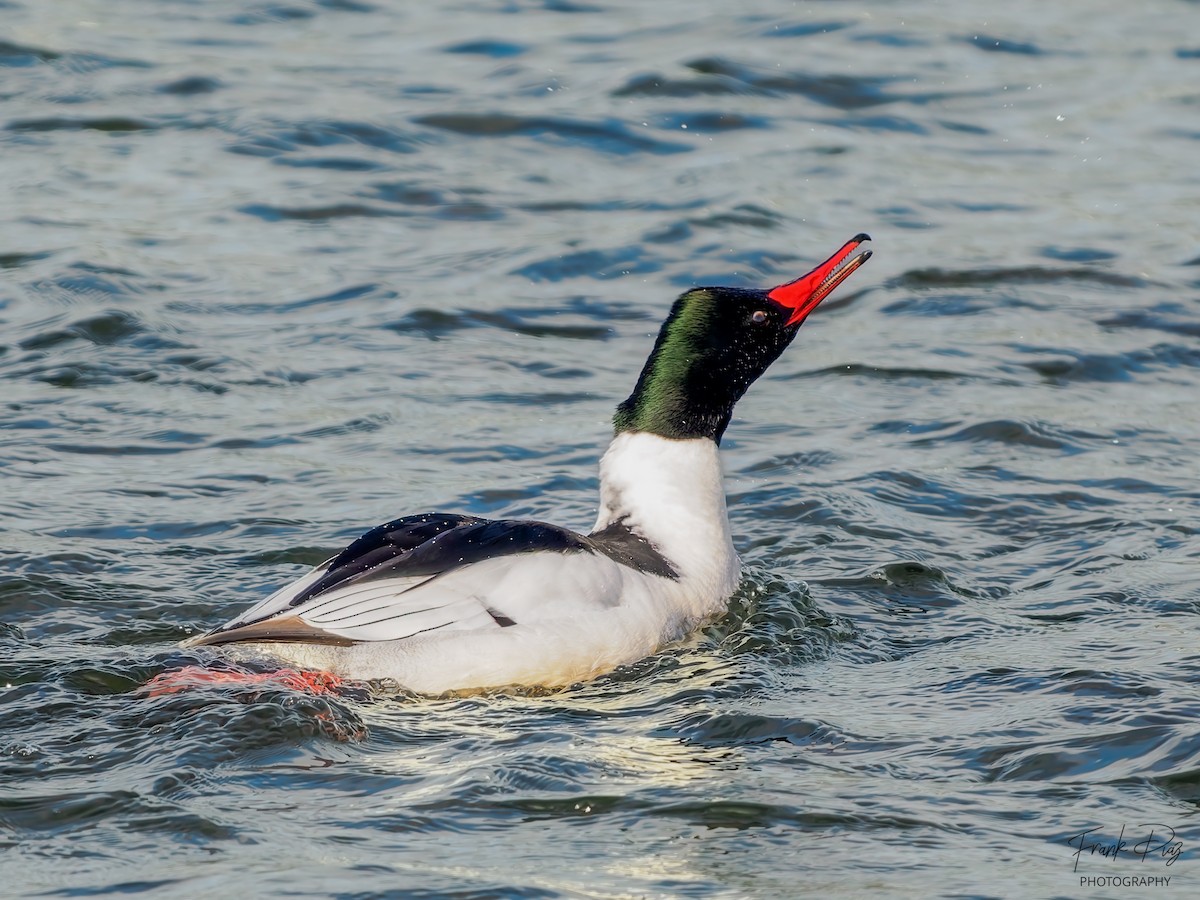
xmin=183 ymin=234 xmax=872 ymax=693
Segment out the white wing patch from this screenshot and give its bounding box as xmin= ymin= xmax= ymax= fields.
xmin=299 ymin=583 xmax=493 ymax=641
xmin=211 ymin=550 xmax=630 ymax=645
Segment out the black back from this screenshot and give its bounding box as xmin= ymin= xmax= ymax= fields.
xmin=286 ymin=512 xmax=678 ymax=611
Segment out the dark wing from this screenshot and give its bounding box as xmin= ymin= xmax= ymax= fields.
xmin=288 ymin=513 xmax=486 ymax=608
xmin=588 ymin=518 xmax=678 ymax=580
xmin=186 ymin=513 xmax=674 ymax=648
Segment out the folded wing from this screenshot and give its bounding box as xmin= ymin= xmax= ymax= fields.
xmin=185 ymin=513 xmax=636 ymax=647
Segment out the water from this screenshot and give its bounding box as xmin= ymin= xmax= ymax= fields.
xmin=2 ymin=0 xmax=1199 ymax=895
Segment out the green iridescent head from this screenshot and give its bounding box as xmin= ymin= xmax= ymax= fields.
xmin=614 ymin=235 xmax=871 ymax=443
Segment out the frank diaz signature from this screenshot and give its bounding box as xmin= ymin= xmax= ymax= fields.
xmin=1067 ymin=824 xmax=1183 ymax=872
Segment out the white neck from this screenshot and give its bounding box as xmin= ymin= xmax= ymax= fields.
xmin=592 ymin=432 xmax=738 ymax=592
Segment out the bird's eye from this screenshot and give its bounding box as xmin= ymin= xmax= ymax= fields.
xmin=751 ymin=310 xmax=768 ymax=324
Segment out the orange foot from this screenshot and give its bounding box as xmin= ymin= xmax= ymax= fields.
xmin=143 ymin=665 xmax=346 ymax=697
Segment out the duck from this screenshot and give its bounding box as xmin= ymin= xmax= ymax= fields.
xmin=182 ymin=234 xmax=872 ymax=694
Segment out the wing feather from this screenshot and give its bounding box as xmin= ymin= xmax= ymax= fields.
xmin=215 ymin=559 xmax=335 ymax=632
xmin=187 ymin=512 xmax=662 ymax=650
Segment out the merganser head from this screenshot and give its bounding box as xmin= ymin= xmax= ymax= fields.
xmin=614 ymin=233 xmax=871 ymax=443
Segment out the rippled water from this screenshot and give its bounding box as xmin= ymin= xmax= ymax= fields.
xmin=3 ymin=0 xmax=1200 ymax=896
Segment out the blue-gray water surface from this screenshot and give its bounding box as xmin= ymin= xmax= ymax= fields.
xmin=3 ymin=1 xmax=1200 ymax=897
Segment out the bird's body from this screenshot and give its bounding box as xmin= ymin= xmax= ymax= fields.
xmin=184 ymin=235 xmax=872 ymax=693
xmin=204 ymin=433 xmax=734 ymax=693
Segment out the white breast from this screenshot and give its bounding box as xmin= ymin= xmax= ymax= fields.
xmin=593 ymin=431 xmax=740 ymax=611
